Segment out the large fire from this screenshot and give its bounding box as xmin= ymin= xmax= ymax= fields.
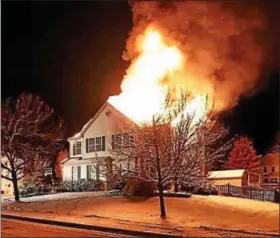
xmin=108 ymin=28 xmax=207 ymax=125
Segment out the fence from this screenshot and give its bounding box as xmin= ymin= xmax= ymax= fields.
xmin=215 ymin=183 xmax=280 ymax=203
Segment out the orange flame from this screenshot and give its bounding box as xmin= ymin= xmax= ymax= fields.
xmin=108 ymin=28 xmax=207 ymax=124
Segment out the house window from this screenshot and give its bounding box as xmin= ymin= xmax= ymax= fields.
xmin=86 ymin=136 xmax=105 ymax=152
xmin=96 ymin=137 xmax=102 ymax=151
xmin=77 ymin=166 xmax=81 ymax=180
xmin=87 ymin=138 xmax=95 ymax=153
xmin=272 ymin=166 xmax=276 ymax=173
xmin=86 ymin=165 xmax=92 ymax=180
xmin=112 ymin=133 xmax=134 ymax=149
xmin=73 ymin=141 xmax=82 ymax=155
xmin=263 ymin=167 xmax=267 ymax=173
xmin=264 ymin=178 xmax=268 ymax=183
xmin=270 ymin=178 xmax=278 ymax=183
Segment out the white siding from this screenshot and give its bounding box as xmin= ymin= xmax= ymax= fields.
xmin=63 ymin=102 xmax=131 ymax=182
xmin=81 ymin=164 xmax=87 ymax=179
xmin=63 ymin=166 xmax=72 ymax=181
xmin=83 ymin=103 xmax=124 ymax=159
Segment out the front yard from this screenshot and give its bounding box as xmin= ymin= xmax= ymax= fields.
xmin=2 ymin=193 xmax=279 ymax=237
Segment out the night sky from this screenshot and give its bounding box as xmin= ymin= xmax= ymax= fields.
xmin=2 ymin=1 xmax=279 ymax=154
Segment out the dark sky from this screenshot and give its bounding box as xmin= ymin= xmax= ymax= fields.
xmin=2 ymin=1 xmax=279 ymax=154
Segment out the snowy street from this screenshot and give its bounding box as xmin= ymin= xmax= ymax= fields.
xmin=1 ymin=218 xmax=137 ymax=237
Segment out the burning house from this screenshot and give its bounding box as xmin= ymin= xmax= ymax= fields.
xmin=62 ymin=1 xmax=272 ymax=184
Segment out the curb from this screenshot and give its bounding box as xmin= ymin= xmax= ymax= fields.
xmin=198 ymin=225 xmax=280 ymax=237
xmin=2 ymin=214 xmax=187 ymax=238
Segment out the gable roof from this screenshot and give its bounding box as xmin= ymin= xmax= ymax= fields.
xmin=208 ymin=169 xmax=245 ymax=179
xmin=68 ymin=100 xmax=135 ymax=141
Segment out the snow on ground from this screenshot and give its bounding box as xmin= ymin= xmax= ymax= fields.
xmin=4 ymin=191 xmax=108 ymax=202
xmin=2 ymin=193 xmax=279 ymax=237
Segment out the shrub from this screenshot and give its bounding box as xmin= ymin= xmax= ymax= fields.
xmin=123 ymin=178 xmax=155 ymax=197
xmin=19 ymin=183 xmax=52 ymax=197
xmin=56 ymin=179 xmax=103 ymax=192
xmin=181 ymin=181 xmax=218 ymax=196
xmin=111 ymin=180 xmax=127 ymax=191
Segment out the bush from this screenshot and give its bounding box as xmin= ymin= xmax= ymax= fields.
xmin=19 ymin=183 xmax=52 ymax=197
xmin=56 ymin=179 xmax=104 ymax=192
xmin=111 ymin=180 xmax=127 ymax=191
xmin=123 ymin=178 xmax=156 ymax=197
xmin=181 ymin=181 xmax=218 ymax=196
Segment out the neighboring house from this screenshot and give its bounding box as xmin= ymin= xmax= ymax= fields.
xmin=61 ymin=101 xmax=134 ymax=182
xmin=1 ymin=156 xmax=23 ymax=196
xmin=1 ymin=156 xmax=13 ymax=195
xmin=208 ymin=169 xmax=249 ymax=187
xmin=260 ymin=152 xmax=279 ymax=189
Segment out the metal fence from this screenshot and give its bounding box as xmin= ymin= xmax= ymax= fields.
xmin=215 ymin=183 xmax=279 ymax=203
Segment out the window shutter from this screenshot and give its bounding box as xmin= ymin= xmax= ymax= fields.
xmin=86 ymin=165 xmax=91 ymax=180
xmin=96 ymin=164 xmax=100 ymax=180
xmin=102 ymin=136 xmax=105 ymax=151
xmin=77 ymin=166 xmax=81 ymax=180
xmin=86 ymin=139 xmax=89 ymax=153
xmin=112 ymin=135 xmax=115 ymax=150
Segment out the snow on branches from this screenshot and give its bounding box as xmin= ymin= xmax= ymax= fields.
xmin=108 ymin=92 xmax=232 ymax=218
xmin=1 ymin=93 xmax=66 ymax=201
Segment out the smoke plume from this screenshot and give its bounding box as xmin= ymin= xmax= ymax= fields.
xmin=122 ymin=1 xmax=272 ymax=112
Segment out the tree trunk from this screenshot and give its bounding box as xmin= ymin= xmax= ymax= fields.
xmin=174 ymin=181 xmax=179 ymax=193
xmin=158 ymin=183 xmax=166 ymax=219
xmin=12 ymin=172 xmax=20 ymax=202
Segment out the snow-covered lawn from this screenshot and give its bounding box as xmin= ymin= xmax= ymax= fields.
xmin=2 ymin=194 xmax=279 ymax=237
xmin=4 ymin=191 xmax=108 ymax=202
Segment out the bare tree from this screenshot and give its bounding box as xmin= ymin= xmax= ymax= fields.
xmin=109 ymin=92 xmax=232 ymax=218
xmin=1 ymin=93 xmax=65 ymax=201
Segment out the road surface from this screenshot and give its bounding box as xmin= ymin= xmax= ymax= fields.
xmin=1 ymin=218 xmax=139 ymax=237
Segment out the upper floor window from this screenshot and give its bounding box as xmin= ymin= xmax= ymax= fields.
xmin=263 ymin=167 xmax=267 ymax=173
xmin=272 ymin=166 xmax=276 ymax=173
xmin=73 ymin=141 xmax=82 ymax=155
xmin=86 ymin=136 xmax=105 ymax=153
xmin=112 ymin=133 xmax=134 ymax=150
